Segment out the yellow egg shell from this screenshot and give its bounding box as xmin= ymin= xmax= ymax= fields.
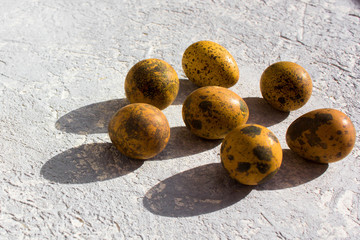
xmin=260 ymin=61 xmax=312 ymax=112
xmin=221 ymin=124 xmax=283 ymax=185
xmin=108 ymin=103 xmax=170 ymax=160
xmin=182 ymin=41 xmax=239 ymax=88
xmin=286 ymin=108 xmax=356 ymax=163
xmin=125 ymin=58 xmax=179 ymax=110
xmin=182 ymin=86 xmax=249 ymax=140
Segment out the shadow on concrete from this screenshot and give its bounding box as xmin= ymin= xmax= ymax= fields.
xmin=54 ymin=79 xmax=194 ymax=135
xmin=172 ymin=79 xmax=198 ymax=105
xmin=143 ymin=163 xmax=252 ymax=217
xmin=41 ymin=143 xmax=144 ymax=184
xmin=351 ymin=0 xmax=360 ymax=7
xmin=256 ymin=149 xmax=328 ymax=190
xmin=243 ymin=97 xmax=289 ymax=127
xmin=144 ymin=149 xmax=328 ymax=216
xmin=55 ymin=98 xmax=129 ymax=135
xmin=150 ymin=126 xmax=222 ymax=161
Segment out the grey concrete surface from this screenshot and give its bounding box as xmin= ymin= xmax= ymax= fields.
xmin=1 ymin=0 xmax=359 ymax=239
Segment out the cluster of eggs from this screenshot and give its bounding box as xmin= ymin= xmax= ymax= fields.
xmin=108 ymin=40 xmax=356 ymax=186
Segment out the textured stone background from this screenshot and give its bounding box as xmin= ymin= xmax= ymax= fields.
xmin=1 ymin=0 xmax=359 ymax=239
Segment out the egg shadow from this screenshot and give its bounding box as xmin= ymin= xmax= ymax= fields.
xmin=41 ymin=143 xmax=144 ymax=184
xmin=243 ymin=97 xmax=289 ymax=127
xmin=351 ymin=0 xmax=360 ymax=6
xmin=150 ymin=126 xmax=222 ymax=160
xmin=143 ymin=163 xmax=252 ymax=217
xmin=172 ymin=79 xmax=198 ymax=105
xmin=55 ymin=98 xmax=130 ymax=135
xmin=55 ymin=79 xmax=195 ymax=135
xmin=255 ymin=149 xmax=328 ymax=191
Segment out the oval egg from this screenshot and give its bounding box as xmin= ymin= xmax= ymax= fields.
xmin=108 ymin=103 xmax=170 ymax=160
xmin=260 ymin=61 xmax=312 ymax=112
xmin=182 ymin=40 xmax=239 ymax=88
xmin=125 ymin=58 xmax=179 ymax=110
xmin=221 ymin=124 xmax=283 ymax=185
xmin=286 ymin=108 xmax=356 ymax=163
xmin=182 ymin=86 xmax=249 ymax=139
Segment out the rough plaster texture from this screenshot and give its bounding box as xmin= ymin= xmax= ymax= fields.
xmin=1 ymin=0 xmax=360 ymax=239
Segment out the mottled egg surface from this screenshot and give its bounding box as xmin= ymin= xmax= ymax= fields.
xmin=108 ymin=103 xmax=170 ymax=160
xmin=182 ymin=86 xmax=249 ymax=140
xmin=182 ymin=41 xmax=239 ymax=88
xmin=286 ymin=108 xmax=356 ymax=163
xmin=125 ymin=58 xmax=179 ymax=110
xmin=221 ymin=124 xmax=283 ymax=185
xmin=260 ymin=61 xmax=312 ymax=112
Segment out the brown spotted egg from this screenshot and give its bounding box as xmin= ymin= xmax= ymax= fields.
xmin=182 ymin=41 xmax=239 ymax=88
xmin=221 ymin=124 xmax=283 ymax=185
xmin=108 ymin=103 xmax=170 ymax=160
xmin=286 ymin=108 xmax=356 ymax=163
xmin=182 ymin=86 xmax=249 ymax=140
xmin=260 ymin=61 xmax=312 ymax=112
xmin=125 ymin=58 xmax=179 ymax=110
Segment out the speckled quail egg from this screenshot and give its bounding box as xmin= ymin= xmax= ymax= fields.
xmin=182 ymin=41 xmax=239 ymax=88
xmin=260 ymin=61 xmax=312 ymax=112
xmin=182 ymin=86 xmax=249 ymax=139
xmin=108 ymin=103 xmax=170 ymax=160
xmin=221 ymin=124 xmax=283 ymax=185
xmin=286 ymin=108 xmax=356 ymax=163
xmin=125 ymin=58 xmax=179 ymax=110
